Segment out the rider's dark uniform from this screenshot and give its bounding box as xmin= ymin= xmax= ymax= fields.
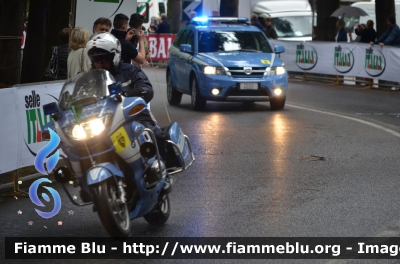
xmin=111 ymin=62 xmax=167 ymax=159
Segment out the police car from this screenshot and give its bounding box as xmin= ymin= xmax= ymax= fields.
xmin=166 ymin=17 xmax=288 ymax=111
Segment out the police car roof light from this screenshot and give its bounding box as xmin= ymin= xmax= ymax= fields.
xmin=192 ymin=16 xmax=209 ymax=23
xmin=192 ymin=17 xmax=249 ymax=25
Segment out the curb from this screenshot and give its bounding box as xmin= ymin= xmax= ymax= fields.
xmin=0 ymin=173 xmax=43 ymax=191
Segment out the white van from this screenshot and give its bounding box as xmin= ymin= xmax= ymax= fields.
xmin=74 ymin=0 xmax=167 ymax=33
xmin=137 ymin=0 xmax=168 ymax=31
xmin=252 ymin=0 xmax=316 ymax=41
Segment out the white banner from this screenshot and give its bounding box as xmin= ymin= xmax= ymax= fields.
xmin=271 ymin=40 xmax=400 ymax=83
xmin=0 ymin=81 xmax=64 ymax=174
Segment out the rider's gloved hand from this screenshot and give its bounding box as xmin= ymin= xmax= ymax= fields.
xmin=122 ymin=89 xmax=147 ymax=97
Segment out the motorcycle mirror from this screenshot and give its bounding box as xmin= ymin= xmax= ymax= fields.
xmin=43 ymin=102 xmax=59 ymax=116
xmin=108 ymin=82 xmax=122 ymax=95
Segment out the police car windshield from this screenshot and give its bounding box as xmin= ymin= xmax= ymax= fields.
xmin=198 ymin=31 xmax=272 ymax=53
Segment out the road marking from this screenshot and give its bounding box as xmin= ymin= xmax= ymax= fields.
xmin=287 ymin=104 xmax=400 ymax=138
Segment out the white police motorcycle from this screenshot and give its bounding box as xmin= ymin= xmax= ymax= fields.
xmin=42 ymin=69 xmax=194 ymax=237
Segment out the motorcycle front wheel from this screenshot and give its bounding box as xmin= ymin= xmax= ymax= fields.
xmin=143 ymin=195 xmax=170 ymax=226
xmin=92 ymin=179 xmax=131 ymax=237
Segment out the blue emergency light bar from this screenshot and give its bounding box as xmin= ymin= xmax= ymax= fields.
xmin=192 ymin=17 xmax=249 ymax=24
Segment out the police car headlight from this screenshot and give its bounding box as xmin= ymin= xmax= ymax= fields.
xmin=267 ymin=66 xmax=286 ymax=76
xmin=63 ymin=115 xmax=112 ymax=140
xmin=204 ymin=66 xmax=225 ymax=75
xmin=275 ymin=66 xmax=286 ymax=75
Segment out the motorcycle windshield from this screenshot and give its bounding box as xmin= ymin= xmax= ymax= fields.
xmin=59 ymin=69 xmax=116 ymax=111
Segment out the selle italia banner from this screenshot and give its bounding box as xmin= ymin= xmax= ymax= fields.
xmin=271 ymin=40 xmax=400 ymax=83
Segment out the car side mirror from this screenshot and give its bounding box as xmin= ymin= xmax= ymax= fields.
xmin=274 ymin=44 xmax=285 ymax=54
xmin=180 ymin=44 xmax=193 ymax=53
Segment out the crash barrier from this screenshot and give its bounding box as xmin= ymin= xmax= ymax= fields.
xmin=0 ymin=81 xmax=64 ymax=174
xmin=0 ymin=79 xmax=154 ymax=175
xmin=270 ymin=40 xmax=400 ymax=84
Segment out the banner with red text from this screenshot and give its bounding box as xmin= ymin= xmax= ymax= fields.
xmin=146 ymin=34 xmax=176 ymax=61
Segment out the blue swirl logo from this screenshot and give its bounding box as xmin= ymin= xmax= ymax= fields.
xmin=29 ymin=178 xmax=62 ymax=219
xmin=34 ymin=128 xmax=60 ymax=175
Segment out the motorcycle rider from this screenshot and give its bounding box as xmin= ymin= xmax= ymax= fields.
xmin=85 ymin=32 xmax=171 ymax=192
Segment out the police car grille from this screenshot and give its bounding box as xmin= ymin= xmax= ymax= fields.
xmin=227 ymin=67 xmax=266 ymax=77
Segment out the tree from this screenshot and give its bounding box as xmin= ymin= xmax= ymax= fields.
xmin=167 ymin=0 xmax=182 ymax=34
xmin=375 ymin=0 xmax=395 ymax=38
xmin=316 ymin=0 xmax=340 ymax=41
xmin=20 ymin=0 xmax=52 ymax=84
xmin=0 ymin=0 xmax=28 ymax=87
xmin=220 ymin=0 xmax=238 ymax=17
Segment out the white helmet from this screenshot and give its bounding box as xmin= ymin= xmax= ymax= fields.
xmin=86 ymin=32 xmax=121 ymax=67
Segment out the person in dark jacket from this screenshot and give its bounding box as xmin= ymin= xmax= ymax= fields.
xmin=110 ymin=13 xmax=145 ymax=64
xmin=370 ymin=16 xmax=400 ymax=46
xmin=129 ymin=13 xmax=150 ymax=68
xmin=335 ymin=19 xmax=347 ymax=42
xmin=57 ymin=28 xmax=70 ymax=79
xmin=86 ymin=32 xmax=171 ymax=191
xmin=356 ymin=20 xmax=376 ymax=43
xmin=264 ymin=16 xmax=278 ymax=39
xmin=156 ymin=14 xmax=170 ymax=34
xmin=250 ymin=14 xmax=264 ymax=32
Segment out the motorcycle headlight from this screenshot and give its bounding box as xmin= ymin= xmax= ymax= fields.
xmin=63 ymin=115 xmax=112 ymax=140
xmin=204 ymin=66 xmax=225 ymax=75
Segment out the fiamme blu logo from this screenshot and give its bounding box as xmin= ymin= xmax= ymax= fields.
xmin=296 ymin=43 xmax=318 ymax=70
xmin=30 ymin=125 xmax=62 ymax=219
xmin=334 ymin=45 xmax=354 ymax=73
xmin=365 ymin=47 xmax=386 ymax=77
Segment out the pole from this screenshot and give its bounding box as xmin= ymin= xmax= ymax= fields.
xmin=312 ymin=0 xmax=316 ymax=27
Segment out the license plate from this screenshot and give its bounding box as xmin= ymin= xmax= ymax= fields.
xmin=239 ymin=83 xmax=258 ymax=90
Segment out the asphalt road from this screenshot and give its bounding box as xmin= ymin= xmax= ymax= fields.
xmin=1 ymin=68 xmax=400 ymax=264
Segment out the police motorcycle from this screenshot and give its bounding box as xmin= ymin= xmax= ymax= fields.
xmin=41 ymin=69 xmax=194 ymax=237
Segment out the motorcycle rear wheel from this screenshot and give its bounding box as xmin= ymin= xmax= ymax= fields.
xmin=92 ymin=179 xmax=131 ymax=237
xmin=143 ymin=195 xmax=170 ymax=226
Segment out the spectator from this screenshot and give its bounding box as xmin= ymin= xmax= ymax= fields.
xmin=129 ymin=14 xmax=149 ymax=68
xmin=349 ymin=24 xmax=363 ymax=42
xmin=149 ymin=24 xmax=157 ymax=33
xmin=370 ymin=16 xmax=400 ymax=46
xmin=250 ymin=14 xmax=264 ymax=32
xmin=67 ymin=27 xmax=91 ymax=78
xmin=335 ymin=19 xmax=347 ymax=42
xmin=57 ymin=28 xmax=70 ymax=79
xmin=150 ymin=16 xmax=159 ymax=32
xmin=370 ymin=16 xmax=400 ymax=90
xmin=157 ymin=13 xmax=170 ymax=34
xmin=356 ymin=20 xmax=376 ymax=43
xmin=92 ymin=17 xmax=112 ymax=33
xmin=264 ymin=17 xmax=277 ymax=39
xmin=111 ymin=13 xmax=145 ymax=64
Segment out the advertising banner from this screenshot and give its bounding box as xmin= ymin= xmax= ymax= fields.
xmin=146 ymin=34 xmax=176 ymax=61
xmin=271 ymin=40 xmax=400 ymax=83
xmin=0 ymin=82 xmax=64 ymax=174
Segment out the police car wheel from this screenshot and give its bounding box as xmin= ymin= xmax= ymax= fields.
xmin=167 ymin=71 xmax=182 ymax=106
xmin=191 ymin=77 xmax=206 ymax=111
